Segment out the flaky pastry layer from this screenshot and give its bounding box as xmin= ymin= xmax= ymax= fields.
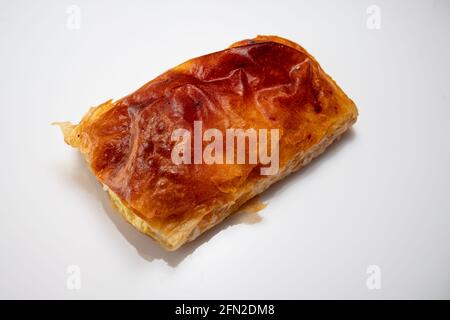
xmin=58 ymin=35 xmax=358 ymax=250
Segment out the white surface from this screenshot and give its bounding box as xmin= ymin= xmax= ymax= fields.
xmin=1 ymin=0 xmax=449 ymax=299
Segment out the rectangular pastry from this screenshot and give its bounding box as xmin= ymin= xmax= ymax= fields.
xmin=58 ymin=35 xmax=358 ymax=250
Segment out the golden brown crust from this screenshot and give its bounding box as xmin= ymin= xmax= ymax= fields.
xmin=58 ymin=35 xmax=358 ymax=250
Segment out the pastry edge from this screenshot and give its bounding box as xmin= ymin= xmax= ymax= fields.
xmin=105 ymin=113 xmax=357 ymax=251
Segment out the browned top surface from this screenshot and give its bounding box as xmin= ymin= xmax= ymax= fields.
xmin=72 ymin=36 xmax=357 ymax=220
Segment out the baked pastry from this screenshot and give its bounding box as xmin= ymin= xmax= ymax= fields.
xmin=57 ymin=35 xmax=358 ymax=250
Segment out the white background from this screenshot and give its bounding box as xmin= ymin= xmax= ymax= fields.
xmin=1 ymin=0 xmax=449 ymax=299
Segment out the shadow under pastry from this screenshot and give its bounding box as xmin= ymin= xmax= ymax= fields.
xmin=68 ymin=128 xmax=356 ymax=267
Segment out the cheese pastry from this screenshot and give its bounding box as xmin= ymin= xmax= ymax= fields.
xmin=58 ymin=35 xmax=358 ymax=250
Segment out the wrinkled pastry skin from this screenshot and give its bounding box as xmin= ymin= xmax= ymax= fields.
xmin=60 ymin=36 xmax=357 ymax=247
